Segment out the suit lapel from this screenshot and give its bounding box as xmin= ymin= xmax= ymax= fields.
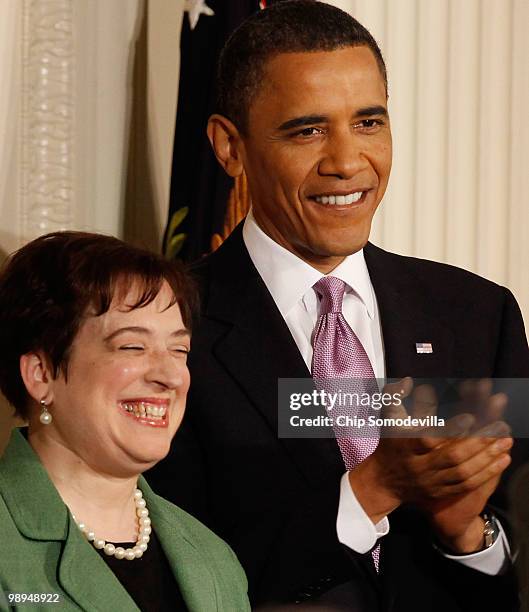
xmin=141 ymin=481 xmax=219 ymax=611
xmin=58 ymin=517 xmax=139 ymax=611
xmin=364 ymin=243 xmax=455 ymax=379
xmin=201 ymin=226 xmax=344 ymax=487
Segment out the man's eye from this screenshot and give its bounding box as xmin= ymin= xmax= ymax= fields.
xmin=355 ymin=119 xmax=383 ymax=131
xmin=293 ymin=127 xmax=324 ymax=138
xmin=120 ymin=345 xmax=144 ymax=351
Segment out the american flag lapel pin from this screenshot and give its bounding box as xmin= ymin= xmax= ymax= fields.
xmin=416 ymin=342 xmax=433 ymax=354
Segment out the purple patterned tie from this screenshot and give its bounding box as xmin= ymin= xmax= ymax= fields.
xmin=311 ymin=276 xmax=380 ymax=569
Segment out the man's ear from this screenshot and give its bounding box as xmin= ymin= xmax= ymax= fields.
xmin=207 ymin=114 xmax=244 ymax=178
xmin=19 ymin=352 xmax=54 ymax=405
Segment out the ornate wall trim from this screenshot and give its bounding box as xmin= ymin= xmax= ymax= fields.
xmin=20 ymin=0 xmax=75 ymax=240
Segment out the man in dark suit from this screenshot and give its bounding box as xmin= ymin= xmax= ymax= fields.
xmin=148 ymin=2 xmax=529 ymax=609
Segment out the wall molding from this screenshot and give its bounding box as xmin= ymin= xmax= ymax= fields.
xmin=20 ymin=0 xmax=75 ymax=240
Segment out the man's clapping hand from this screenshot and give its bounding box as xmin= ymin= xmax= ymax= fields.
xmin=348 ymin=377 xmax=512 ymax=553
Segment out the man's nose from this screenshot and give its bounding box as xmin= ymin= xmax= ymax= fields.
xmin=145 ymin=351 xmax=188 ymax=390
xmin=318 ymin=130 xmax=368 ymax=179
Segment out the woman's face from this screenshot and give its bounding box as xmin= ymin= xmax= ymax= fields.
xmin=42 ymin=282 xmax=191 ymax=477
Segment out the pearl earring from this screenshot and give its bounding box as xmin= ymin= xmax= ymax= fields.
xmin=39 ymin=399 xmax=52 ymax=425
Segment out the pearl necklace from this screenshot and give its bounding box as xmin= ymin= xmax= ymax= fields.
xmin=72 ymin=488 xmax=151 ymax=560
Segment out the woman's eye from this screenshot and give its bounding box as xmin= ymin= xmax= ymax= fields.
xmin=172 ymin=347 xmax=190 ymax=355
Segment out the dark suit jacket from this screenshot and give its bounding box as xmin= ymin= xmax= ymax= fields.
xmin=148 ymin=224 xmax=529 ymax=611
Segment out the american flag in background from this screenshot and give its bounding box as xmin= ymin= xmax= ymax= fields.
xmin=164 ymin=0 xmax=284 ymax=262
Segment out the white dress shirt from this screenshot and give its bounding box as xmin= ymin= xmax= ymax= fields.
xmin=243 ymin=210 xmax=508 ymax=574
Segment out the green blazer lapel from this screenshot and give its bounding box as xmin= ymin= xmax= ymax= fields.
xmin=0 ymin=429 xmax=68 ymax=540
xmin=141 ymin=480 xmax=219 ymax=611
xmin=57 ymin=515 xmax=140 ymax=612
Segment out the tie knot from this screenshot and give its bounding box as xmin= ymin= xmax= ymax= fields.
xmin=313 ymin=276 xmax=346 ymax=314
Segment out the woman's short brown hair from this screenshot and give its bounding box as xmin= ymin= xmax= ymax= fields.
xmin=0 ymin=231 xmax=198 ymax=419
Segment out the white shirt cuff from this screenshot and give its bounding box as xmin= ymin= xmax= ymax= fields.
xmin=438 ymin=520 xmax=510 ymax=575
xmin=337 ymin=469 xmax=510 ymax=575
xmin=336 ymin=471 xmax=389 ymax=553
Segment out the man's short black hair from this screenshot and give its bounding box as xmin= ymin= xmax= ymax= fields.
xmin=216 ymin=0 xmax=387 ymax=134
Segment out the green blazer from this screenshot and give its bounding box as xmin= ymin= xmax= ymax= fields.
xmin=0 ymin=429 xmax=250 ymax=611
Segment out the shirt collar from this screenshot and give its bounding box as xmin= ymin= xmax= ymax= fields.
xmin=243 ymin=211 xmax=375 ymax=319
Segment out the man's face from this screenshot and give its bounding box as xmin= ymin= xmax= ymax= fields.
xmin=239 ymin=46 xmax=392 ymax=272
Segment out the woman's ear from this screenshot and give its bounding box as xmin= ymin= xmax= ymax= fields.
xmin=207 ymin=114 xmax=245 ymax=178
xmin=19 ymin=352 xmax=54 ymax=405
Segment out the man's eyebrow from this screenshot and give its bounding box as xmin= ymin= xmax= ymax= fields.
xmin=104 ymin=327 xmax=191 ymax=342
xmin=354 ymin=105 xmax=388 ymax=118
xmin=276 ymin=115 xmax=328 ymax=131
xmin=276 ymin=106 xmax=388 ymax=132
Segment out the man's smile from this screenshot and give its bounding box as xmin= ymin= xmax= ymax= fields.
xmin=311 ymin=191 xmax=369 ymax=206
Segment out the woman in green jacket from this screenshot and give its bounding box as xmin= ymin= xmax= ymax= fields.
xmin=0 ymin=232 xmax=250 ymax=612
